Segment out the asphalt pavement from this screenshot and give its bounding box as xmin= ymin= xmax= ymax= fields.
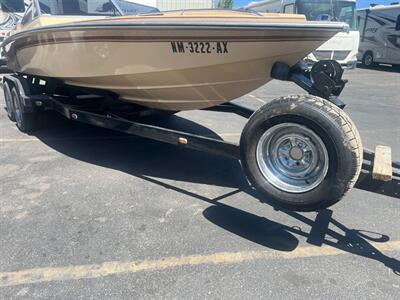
xmin=0 ymin=65 xmax=399 ymax=299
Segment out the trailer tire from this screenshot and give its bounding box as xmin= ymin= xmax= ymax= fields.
xmin=240 ymin=95 xmax=363 ymax=211
xmin=3 ymin=81 xmax=16 ymax=121
xmin=11 ymin=86 xmax=37 ymax=133
xmin=362 ymin=51 xmax=374 ymax=67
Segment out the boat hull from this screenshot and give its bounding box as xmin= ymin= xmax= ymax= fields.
xmin=3 ymin=19 xmax=342 ymax=110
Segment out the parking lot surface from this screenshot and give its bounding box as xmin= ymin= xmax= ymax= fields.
xmin=1 ymin=66 xmax=399 ymax=299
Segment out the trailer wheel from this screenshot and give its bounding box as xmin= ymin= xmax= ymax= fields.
xmin=3 ymin=81 xmax=16 ymax=121
xmin=240 ymin=95 xmax=363 ymax=211
xmin=362 ymin=51 xmax=374 ymax=67
xmin=10 ymin=86 xmax=37 ymax=133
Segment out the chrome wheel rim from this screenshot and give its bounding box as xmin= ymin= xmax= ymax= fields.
xmin=365 ymin=54 xmax=373 ymax=66
xmin=256 ymin=123 xmax=329 ymax=193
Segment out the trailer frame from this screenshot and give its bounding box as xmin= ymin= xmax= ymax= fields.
xmin=2 ymin=64 xmax=396 ymax=211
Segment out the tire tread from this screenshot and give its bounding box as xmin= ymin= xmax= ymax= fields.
xmin=241 ymin=94 xmax=363 ymax=211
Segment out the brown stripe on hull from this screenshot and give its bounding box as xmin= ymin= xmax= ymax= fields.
xmin=9 ymin=23 xmax=341 ymax=38
xmin=12 ymin=35 xmax=331 ymax=52
xmin=5 ymin=23 xmax=336 ymax=49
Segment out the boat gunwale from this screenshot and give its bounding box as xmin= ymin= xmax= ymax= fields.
xmin=3 ymin=21 xmax=347 ymax=47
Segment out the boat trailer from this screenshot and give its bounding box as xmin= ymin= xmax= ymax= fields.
xmin=2 ymin=60 xmax=397 ymax=211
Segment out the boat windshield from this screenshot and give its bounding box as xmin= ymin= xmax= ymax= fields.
xmin=38 ymin=0 xmax=122 ymax=16
xmin=0 ymin=12 xmax=16 ymax=29
xmin=0 ymin=12 xmax=8 ymax=26
xmin=296 ymin=0 xmax=357 ymax=29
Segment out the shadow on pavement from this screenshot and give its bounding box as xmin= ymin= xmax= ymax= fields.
xmin=34 ymin=112 xmax=237 ymax=187
xmin=203 ymin=203 xmax=300 ymax=251
xmin=277 ymin=208 xmax=400 ymax=275
xmin=205 ymin=202 xmax=400 ymax=275
xmin=356 ymin=150 xmax=400 ymax=199
xmin=32 ymin=112 xmax=399 ymax=274
xmin=355 ymin=172 xmax=399 ymax=199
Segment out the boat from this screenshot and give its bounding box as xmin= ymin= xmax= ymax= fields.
xmin=2 ymin=1 xmax=368 ymax=212
xmin=1 ymin=0 xmax=347 ymax=110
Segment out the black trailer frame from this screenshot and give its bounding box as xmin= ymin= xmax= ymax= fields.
xmin=3 ymin=70 xmax=398 ymax=174
xmin=49 ymin=98 xmax=249 ymax=160
xmin=2 ymin=60 xmax=348 ymax=152
xmin=2 ymin=60 xmax=397 ymax=211
xmin=4 ymin=72 xmax=254 ymax=159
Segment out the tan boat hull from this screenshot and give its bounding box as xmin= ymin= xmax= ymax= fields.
xmin=3 ymin=12 xmax=343 ymax=110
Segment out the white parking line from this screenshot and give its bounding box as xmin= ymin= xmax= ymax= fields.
xmin=0 ymin=138 xmax=39 ymax=142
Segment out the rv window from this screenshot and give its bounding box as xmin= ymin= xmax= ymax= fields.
xmin=297 ymin=0 xmax=357 ymax=29
xmin=396 ymin=15 xmax=400 ymax=31
xmin=284 ymin=4 xmax=295 ymax=14
xmin=33 ymin=3 xmax=40 ymax=18
xmin=38 ymin=0 xmax=122 ymax=16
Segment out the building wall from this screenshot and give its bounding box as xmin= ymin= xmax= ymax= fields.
xmin=129 ymin=0 xmax=214 ymax=10
xmin=157 ymin=0 xmax=214 ymax=10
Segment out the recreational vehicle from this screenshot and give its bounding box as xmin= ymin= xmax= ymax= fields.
xmin=357 ymin=3 xmax=400 ymax=67
xmin=245 ymin=0 xmax=360 ymax=68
